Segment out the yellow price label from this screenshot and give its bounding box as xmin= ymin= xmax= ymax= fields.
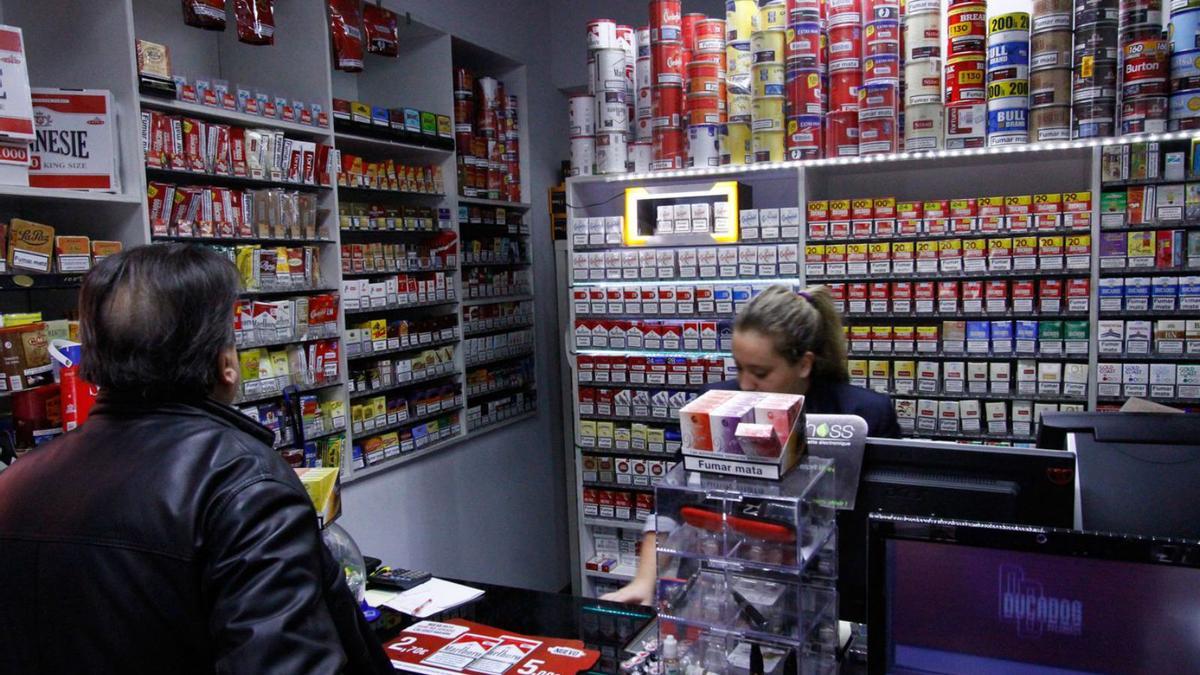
xmin=964 ymin=239 xmax=987 ymax=251
xmin=989 ymin=238 xmax=1013 ymax=249
xmin=917 ymin=241 xmax=934 ymax=252
xmin=1066 ymin=235 xmax=1088 ymax=247
xmin=870 ymin=242 xmax=890 ymax=253
xmin=939 ymin=239 xmax=962 ymax=251
xmin=948 ymin=22 xmax=972 ymax=37
xmin=989 ymin=13 xmax=1029 ymax=33
xmin=958 ymin=70 xmax=985 ymax=84
xmin=988 ymin=80 xmax=1029 ymax=98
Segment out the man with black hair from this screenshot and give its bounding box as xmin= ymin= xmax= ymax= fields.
xmin=0 ymin=244 xmax=391 ymax=674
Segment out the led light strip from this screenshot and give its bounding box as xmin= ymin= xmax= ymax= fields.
xmin=565 ymin=130 xmax=1200 ymax=185
xmin=571 ymin=277 xmax=799 ymax=288
xmin=578 ymin=349 xmax=732 ymax=358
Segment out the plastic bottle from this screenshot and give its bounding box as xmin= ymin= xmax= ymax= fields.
xmin=662 ymin=635 xmax=680 ymax=675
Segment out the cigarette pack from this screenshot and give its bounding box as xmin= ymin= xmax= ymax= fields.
xmin=735 ymin=422 xmax=782 ymax=459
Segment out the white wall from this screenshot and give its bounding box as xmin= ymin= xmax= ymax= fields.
xmin=338 ymin=0 xmax=572 ymax=592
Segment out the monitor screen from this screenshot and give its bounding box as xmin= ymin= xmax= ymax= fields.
xmin=838 ymin=438 xmax=1075 ymax=624
xmin=869 ymin=517 xmax=1200 ymax=674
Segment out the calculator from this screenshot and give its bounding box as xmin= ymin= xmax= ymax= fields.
xmin=369 ymin=566 xmax=432 ymax=591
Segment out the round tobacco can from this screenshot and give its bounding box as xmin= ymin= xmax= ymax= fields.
xmin=587 ymin=19 xmax=618 ymax=50
xmin=687 ymin=92 xmax=724 ymax=126
xmin=859 ymin=114 xmax=898 ymax=154
xmin=1030 ymin=105 xmax=1071 ymax=141
xmin=649 ymin=0 xmax=683 ymax=42
xmin=1169 ymin=90 xmax=1200 ymax=128
xmin=751 ymin=94 xmax=786 ymax=130
xmin=905 ymin=58 xmax=943 ymax=105
xmin=752 ymin=62 xmax=786 ymax=97
xmin=830 ymin=69 xmax=863 ymax=111
xmin=864 ymin=53 xmax=901 ymax=83
xmin=629 ymin=140 xmax=652 ymax=172
xmin=569 ymin=95 xmax=596 ymax=136
xmin=945 ymin=55 xmax=987 ymax=102
xmin=687 ymin=124 xmax=722 ymax=168
xmin=569 ymin=136 xmax=595 ymax=176
xmin=786 ymin=114 xmax=822 ymax=158
xmin=1121 ymin=37 xmax=1169 ymax=99
xmin=594 ymin=132 xmax=628 ymax=174
xmin=751 ymin=29 xmax=787 ymax=63
xmin=1170 ymin=8 xmax=1200 ymax=54
xmin=753 ymin=128 xmax=785 ymax=161
xmin=1171 ymin=50 xmax=1200 ymax=92
xmin=1121 ymin=96 xmax=1169 ymax=134
xmin=1073 ymin=57 xmax=1118 ymax=100
xmin=786 ymin=67 xmax=824 ymax=115
xmin=651 ymin=84 xmax=683 ymax=128
xmin=904 ymin=102 xmax=944 ymax=151
xmin=1072 ymin=98 xmax=1116 ymax=138
xmin=1030 ymin=68 xmax=1072 ymax=107
xmin=825 ymin=109 xmax=861 ymax=157
xmin=724 ymin=121 xmax=752 ymax=164
xmin=1030 ymin=30 xmax=1072 ymax=70
xmin=947 ymin=5 xmax=988 ymax=57
xmin=905 ymin=13 xmax=941 ymax=60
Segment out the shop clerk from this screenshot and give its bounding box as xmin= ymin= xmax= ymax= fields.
xmin=601 ymin=285 xmax=901 ymax=606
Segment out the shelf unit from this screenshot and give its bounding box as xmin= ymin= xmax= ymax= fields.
xmin=556 ymin=137 xmax=1200 ymax=596
xmin=1094 ymin=139 xmax=1200 ymax=412
xmin=0 ymin=2 xmax=542 ymax=479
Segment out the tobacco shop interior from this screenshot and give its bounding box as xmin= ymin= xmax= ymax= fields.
xmin=2 ymin=0 xmax=1200 ymax=673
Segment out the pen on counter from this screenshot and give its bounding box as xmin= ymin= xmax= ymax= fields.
xmin=413 ymin=598 xmax=434 ymax=616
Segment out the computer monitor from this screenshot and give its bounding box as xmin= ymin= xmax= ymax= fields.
xmin=1038 ymin=411 xmax=1200 ymax=540
xmin=837 ymin=437 xmax=1075 ymax=624
xmin=867 ymin=513 xmax=1200 ymax=674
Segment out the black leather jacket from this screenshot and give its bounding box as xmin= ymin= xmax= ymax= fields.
xmin=0 ymin=395 xmax=391 ymax=674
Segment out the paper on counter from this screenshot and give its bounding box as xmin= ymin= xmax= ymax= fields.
xmin=379 ymin=578 xmax=485 ymax=618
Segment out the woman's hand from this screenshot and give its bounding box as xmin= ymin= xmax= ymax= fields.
xmin=600 ymin=575 xmax=655 ymax=606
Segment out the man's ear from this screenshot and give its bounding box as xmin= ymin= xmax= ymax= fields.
xmin=217 ymin=346 xmax=239 ymax=387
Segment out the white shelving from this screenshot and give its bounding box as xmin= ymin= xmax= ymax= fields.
xmin=0 ymin=0 xmax=542 ymax=483
xmin=459 ymin=197 xmax=534 ymax=210
xmin=139 ymin=95 xmax=330 ymax=138
xmin=333 ymin=131 xmax=454 ymax=157
xmin=557 ymin=135 xmax=1200 ymax=596
xmin=0 ymin=186 xmax=142 ymax=204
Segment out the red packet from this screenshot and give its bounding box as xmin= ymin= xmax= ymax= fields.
xmin=234 ymin=0 xmax=275 ymax=45
xmin=363 ymin=3 xmax=399 ymax=56
xmin=328 ymin=0 xmax=365 ymax=72
xmin=182 ymin=0 xmax=226 ymax=30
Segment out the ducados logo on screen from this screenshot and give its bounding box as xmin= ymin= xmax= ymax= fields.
xmin=998 ymin=565 xmax=1083 ymax=638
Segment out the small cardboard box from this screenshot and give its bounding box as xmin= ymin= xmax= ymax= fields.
xmin=9 ymin=218 xmax=55 ymax=272
xmin=681 ymin=390 xmax=807 ymax=480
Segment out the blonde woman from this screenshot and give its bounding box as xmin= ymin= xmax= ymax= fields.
xmin=602 ymin=284 xmax=899 ymax=605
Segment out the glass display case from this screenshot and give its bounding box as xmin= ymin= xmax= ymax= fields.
xmin=654 ymin=460 xmax=838 ymax=675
